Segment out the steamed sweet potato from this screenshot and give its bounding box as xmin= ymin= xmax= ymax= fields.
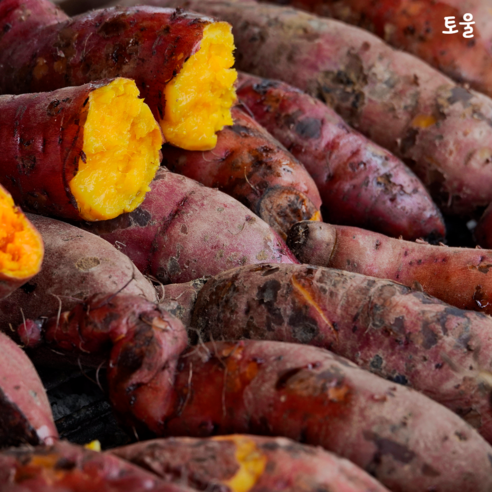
xmin=0 ymin=185 xmax=43 ymax=301
xmin=162 ymin=106 xmax=322 ymax=237
xmin=0 ymin=214 xmax=156 ymax=333
xmin=236 ymin=72 xmax=445 ymax=241
xmin=118 ymin=0 xmax=492 ymax=216
xmin=112 ymin=435 xmax=390 ymax=492
xmin=0 ymin=440 xmax=194 ymax=491
xmin=0 ymin=78 xmax=162 ymax=221
xmin=288 ymin=221 xmax=492 ymax=315
xmin=0 ymin=0 xmax=237 ymax=151
xmin=83 ymin=168 xmax=297 ymax=284
xmin=261 ymin=0 xmax=492 ymax=99
xmin=0 ymin=331 xmax=57 ymax=447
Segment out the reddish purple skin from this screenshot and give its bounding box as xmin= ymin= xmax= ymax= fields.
xmin=83 ymin=168 xmax=297 ymax=284
xmin=190 ymin=263 xmax=492 ymax=442
xmin=236 ymin=73 xmax=445 ymax=241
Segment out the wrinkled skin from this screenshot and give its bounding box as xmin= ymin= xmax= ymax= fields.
xmin=112 ymin=435 xmax=390 ymax=492
xmin=162 ymin=106 xmax=322 ymax=238
xmin=287 ymin=221 xmax=492 ymax=315
xmin=236 ymin=73 xmax=445 ymax=241
xmin=83 ymin=168 xmax=297 ymax=284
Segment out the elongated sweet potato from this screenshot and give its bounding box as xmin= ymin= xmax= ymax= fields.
xmin=0 ymin=440 xmax=194 ymax=491
xmin=162 ymin=106 xmax=322 ymax=237
xmin=0 ymin=78 xmax=162 ymax=221
xmin=112 ymin=435 xmax=390 ymax=492
xmin=0 ymin=331 xmax=57 ymax=447
xmin=0 ymin=0 xmax=237 ymax=151
xmin=0 ymin=214 xmax=156 ymax=334
xmin=261 ymin=0 xmax=492 ymax=100
xmin=288 ymin=221 xmax=492 ymax=314
xmin=236 ymin=72 xmax=445 ymax=241
xmin=118 ymin=0 xmax=492 ymax=216
xmin=0 ymin=186 xmax=43 ymax=301
xmin=83 ymin=168 xmax=297 ymax=284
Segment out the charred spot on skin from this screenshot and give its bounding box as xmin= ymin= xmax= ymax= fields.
xmin=294 ymin=118 xmax=322 ymax=139
xmin=421 ymin=321 xmax=438 ymax=349
xmin=54 ymin=457 xmax=77 ymax=471
xmin=18 ymin=155 xmax=36 ymax=175
xmin=275 ymin=367 xmax=304 ymax=391
xmin=363 ymin=431 xmax=416 ymax=465
xmin=47 ymin=100 xmax=62 ymax=117
xmin=391 ymin=374 xmax=409 ymax=386
xmin=473 ymin=285 xmax=488 ymax=309
xmin=400 ymin=127 xmax=418 ymax=155
xmin=252 ymin=80 xmax=280 ymax=95
xmin=98 ymin=15 xmax=129 ymax=38
xmin=230 ymin=124 xmax=256 ymax=138
xmin=20 ymin=282 xmax=37 ymax=294
xmin=422 ymin=463 xmax=441 ymax=477
xmin=370 ymin=355 xmax=383 ymax=370
xmin=289 ymin=309 xmax=319 ymax=343
xmin=447 ymin=86 xmax=473 ymax=107
xmin=130 ymin=208 xmax=151 ymax=227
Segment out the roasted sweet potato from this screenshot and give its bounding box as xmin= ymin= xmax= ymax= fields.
xmin=236 ymin=72 xmax=445 ymax=241
xmin=287 ymin=221 xmax=492 ymax=315
xmin=0 ymin=331 xmax=57 ymax=447
xmin=118 ymin=0 xmax=492 ymax=216
xmin=0 ymin=0 xmax=237 ymax=151
xmin=112 ymin=435 xmax=390 ymax=492
xmin=0 ymin=78 xmax=162 ymax=221
xmin=0 ymin=440 xmax=194 ymax=491
xmin=0 ymin=186 xmax=43 ymax=301
xmin=83 ymin=168 xmax=297 ymax=284
xmin=162 ymin=106 xmax=322 ymax=237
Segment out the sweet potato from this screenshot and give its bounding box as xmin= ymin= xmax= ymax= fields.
xmin=287 ymin=220 xmax=492 ymax=315
xmin=0 ymin=440 xmax=194 ymax=491
xmin=162 ymin=106 xmax=322 ymax=238
xmin=0 ymin=214 xmax=156 ymax=334
xmin=83 ymin=168 xmax=297 ymax=284
xmin=474 ymin=204 xmax=492 ymax=248
xmin=261 ymin=0 xmax=492 ymax=99
xmin=236 ymin=72 xmax=445 ymax=241
xmin=0 ymin=331 xmax=57 ymax=447
xmin=0 ymin=185 xmax=43 ymax=301
xmin=0 ymin=0 xmax=237 ymax=151
xmin=118 ymin=0 xmax=492 ymax=216
xmin=0 ymin=78 xmax=162 ymax=221
xmin=112 ymin=435 xmax=390 ymax=492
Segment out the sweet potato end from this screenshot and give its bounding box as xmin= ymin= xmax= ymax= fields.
xmin=69 ymin=78 xmax=162 ymax=221
xmin=162 ymin=22 xmax=237 ymax=150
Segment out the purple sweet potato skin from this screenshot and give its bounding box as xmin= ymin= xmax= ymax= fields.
xmin=83 ymin=168 xmax=298 ymax=284
xmin=117 ymin=0 xmax=492 ymax=217
xmin=0 ymin=214 xmax=156 ymax=332
xmin=0 ymin=331 xmax=57 ymax=447
xmin=190 ymin=263 xmax=492 ymax=442
xmin=236 ymin=72 xmax=444 ymax=241
xmin=111 ymin=435 xmax=390 ymax=492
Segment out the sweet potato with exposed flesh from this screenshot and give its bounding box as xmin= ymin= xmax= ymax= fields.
xmin=83 ymin=168 xmax=297 ymax=284
xmin=190 ymin=263 xmax=492 ymax=442
xmin=112 ymin=435 xmax=390 ymax=492
xmin=0 ymin=440 xmax=194 ymax=491
xmin=0 ymin=331 xmax=57 ymax=447
xmin=259 ymin=0 xmax=492 ymax=100
xmin=0 ymin=0 xmax=237 ymax=151
xmin=0 ymin=78 xmax=162 ymax=221
xmin=162 ymin=106 xmax=322 ymax=238
xmin=118 ymin=0 xmax=492 ymax=216
xmin=288 ymin=221 xmax=492 ymax=315
xmin=0 ymin=186 xmax=43 ymax=301
xmin=0 ymin=214 xmax=156 ymax=335
xmin=236 ymin=72 xmax=444 ymax=241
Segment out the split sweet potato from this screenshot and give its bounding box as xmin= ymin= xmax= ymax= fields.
xmin=0 ymin=78 xmax=162 ymax=221
xmin=287 ymin=221 xmax=492 ymax=315
xmin=0 ymin=0 xmax=237 ymax=151
xmin=0 ymin=185 xmax=43 ymax=301
xmin=83 ymin=168 xmax=297 ymax=284
xmin=112 ymin=435 xmax=390 ymax=492
xmin=162 ymin=106 xmax=322 ymax=237
xmin=118 ymin=0 xmax=492 ymax=216
xmin=236 ymin=72 xmax=445 ymax=241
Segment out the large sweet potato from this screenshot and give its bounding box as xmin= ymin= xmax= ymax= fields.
xmin=162 ymin=106 xmax=322 ymax=238
xmin=236 ymin=72 xmax=445 ymax=241
xmin=112 ymin=435 xmax=390 ymax=492
xmin=83 ymin=168 xmax=297 ymax=284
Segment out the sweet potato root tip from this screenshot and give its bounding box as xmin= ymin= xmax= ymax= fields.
xmin=70 ymin=78 xmax=162 ymax=221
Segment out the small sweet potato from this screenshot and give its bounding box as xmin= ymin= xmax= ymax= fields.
xmin=112 ymin=435 xmax=390 ymax=492
xmin=236 ymin=72 xmax=445 ymax=241
xmin=162 ymin=106 xmax=322 ymax=237
xmin=83 ymin=168 xmax=297 ymax=284
xmin=287 ymin=221 xmax=492 ymax=315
